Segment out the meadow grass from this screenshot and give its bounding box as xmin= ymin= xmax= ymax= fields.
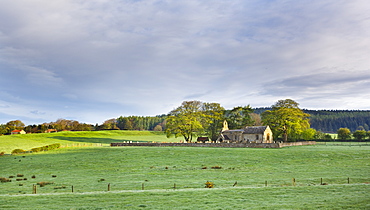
xmin=1 ymin=185 xmax=368 ymax=209
xmin=0 ymin=130 xmax=179 ymax=153
xmin=0 ymin=144 xmax=369 ymax=209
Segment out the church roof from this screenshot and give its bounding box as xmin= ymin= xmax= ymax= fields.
xmin=243 ymin=126 xmax=268 ymax=134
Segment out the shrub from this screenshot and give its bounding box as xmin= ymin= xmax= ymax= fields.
xmin=324 ymin=134 xmax=332 ymax=140
xmin=205 ymin=181 xmax=214 ymax=188
xmin=41 ymin=146 xmax=49 ymax=151
xmin=31 ymin=147 xmax=41 ymax=153
xmin=0 ymin=177 xmax=12 ymax=183
xmin=11 ymin=149 xmax=26 ymax=154
xmin=211 ymin=166 xmax=222 ymax=169
xmin=49 ymin=143 xmax=61 ymax=150
xmin=0 ymin=152 xmax=5 ymax=156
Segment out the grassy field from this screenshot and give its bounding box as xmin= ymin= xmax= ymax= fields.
xmin=0 ymin=140 xmax=369 ymax=209
xmin=1 ymin=185 xmax=368 ymax=209
xmin=0 ymin=130 xmax=179 ymax=154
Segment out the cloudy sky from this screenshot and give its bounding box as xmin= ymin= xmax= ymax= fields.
xmin=1 ymin=0 xmax=370 ymax=125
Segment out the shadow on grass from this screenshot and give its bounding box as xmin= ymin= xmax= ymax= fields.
xmin=48 ymin=136 xmax=148 ymax=144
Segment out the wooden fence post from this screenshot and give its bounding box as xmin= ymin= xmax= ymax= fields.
xmin=142 ymin=183 xmax=144 ymax=190
xmin=347 ymin=177 xmax=350 ymax=184
xmin=174 ymin=183 xmax=176 ymax=189
xmin=33 ymin=184 xmax=37 ymax=194
xmin=265 ymin=181 xmax=267 ymax=187
xmin=108 ymin=183 xmax=111 ymax=191
xmin=72 ymin=185 xmax=74 ymax=193
xmin=292 ymin=178 xmax=296 ymax=186
xmin=320 ymin=178 xmax=323 ymax=185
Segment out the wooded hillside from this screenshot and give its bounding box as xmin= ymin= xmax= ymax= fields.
xmin=254 ymin=108 xmax=370 ymax=133
xmin=305 ymin=110 xmax=370 ymax=133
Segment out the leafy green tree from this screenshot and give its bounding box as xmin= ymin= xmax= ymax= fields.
xmin=166 ymin=101 xmax=204 ymax=142
xmin=101 ymin=118 xmax=119 ymax=130
xmin=324 ymin=134 xmax=333 ymax=140
xmin=250 ymin=113 xmax=262 ymax=126
xmin=337 ymin=128 xmax=351 ymax=140
xmin=0 ymin=124 xmax=8 ymax=135
xmin=6 ymin=120 xmax=25 ymax=131
xmin=367 ymin=131 xmax=370 ymax=140
xmin=352 ymin=130 xmax=366 ymax=141
xmin=153 ymin=124 xmax=163 ymax=131
xmin=165 ymin=101 xmax=226 ymax=142
xmin=75 ymin=123 xmax=92 ymax=131
xmin=202 ymin=102 xmax=225 ymax=141
xmin=314 ymin=131 xmax=326 ymax=139
xmin=300 ymin=128 xmax=316 ymax=140
xmin=24 ymin=124 xmax=40 ymax=133
xmin=226 ymin=106 xmax=254 ymax=129
xmin=261 ymin=99 xmax=310 ymax=142
xmin=38 ymin=124 xmax=48 ymax=133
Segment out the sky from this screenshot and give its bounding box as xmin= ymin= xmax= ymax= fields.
xmin=1 ymin=0 xmax=370 ymax=125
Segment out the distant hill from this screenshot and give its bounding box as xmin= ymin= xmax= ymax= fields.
xmin=253 ymin=108 xmax=370 ymax=133
xmin=304 ymin=110 xmax=370 ymax=133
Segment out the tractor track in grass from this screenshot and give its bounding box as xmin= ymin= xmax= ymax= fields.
xmin=0 ymin=183 xmax=368 ymax=197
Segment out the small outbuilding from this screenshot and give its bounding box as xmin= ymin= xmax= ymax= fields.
xmin=44 ymin=129 xmax=58 ymax=133
xmin=11 ymin=130 xmax=26 ymax=135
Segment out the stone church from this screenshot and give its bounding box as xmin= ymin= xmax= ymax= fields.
xmin=217 ymin=121 xmax=273 ymax=143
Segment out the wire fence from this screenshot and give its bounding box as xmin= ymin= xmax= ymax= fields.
xmin=2 ymin=177 xmax=369 ymax=195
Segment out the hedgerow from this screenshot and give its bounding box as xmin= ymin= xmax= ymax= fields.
xmin=31 ymin=143 xmax=61 ymax=153
xmin=11 ymin=149 xmax=26 ymax=154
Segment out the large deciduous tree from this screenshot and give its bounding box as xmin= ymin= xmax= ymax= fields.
xmin=101 ymin=118 xmax=119 ymax=130
xmin=6 ymin=120 xmax=25 ymax=131
xmin=166 ymin=101 xmax=225 ymax=142
xmin=166 ymin=101 xmax=204 ymax=142
xmin=261 ymin=99 xmax=310 ymax=142
xmin=352 ymin=130 xmax=366 ymax=141
xmin=225 ymin=106 xmax=254 ymax=129
xmin=0 ymin=124 xmax=8 ymax=135
xmin=202 ymin=102 xmax=225 ymax=141
xmin=337 ymin=128 xmax=351 ymax=140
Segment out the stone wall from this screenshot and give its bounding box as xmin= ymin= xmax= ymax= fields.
xmin=279 ymin=141 xmax=316 ymax=147
xmin=110 ymin=141 xmax=316 ymax=148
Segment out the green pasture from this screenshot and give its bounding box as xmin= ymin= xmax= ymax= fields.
xmin=1 ymin=185 xmax=368 ymax=209
xmin=0 ymin=130 xmax=179 ymax=154
xmin=1 ymin=143 xmax=369 ymax=209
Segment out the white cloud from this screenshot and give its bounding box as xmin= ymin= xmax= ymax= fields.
xmin=1 ymin=0 xmax=370 ymax=124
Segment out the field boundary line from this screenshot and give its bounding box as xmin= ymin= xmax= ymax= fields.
xmin=0 ymin=183 xmax=368 ymax=197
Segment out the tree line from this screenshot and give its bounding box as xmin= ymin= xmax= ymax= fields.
xmin=0 ymin=116 xmax=168 ymax=135
xmin=254 ymin=108 xmax=370 ymax=133
xmin=1 ymin=100 xmax=369 ymax=142
xmin=306 ymin=110 xmax=370 ymax=133
xmin=98 ymin=115 xmax=167 ymax=131
xmin=0 ymin=119 xmax=93 ymax=135
xmin=164 ymin=99 xmax=314 ymax=142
